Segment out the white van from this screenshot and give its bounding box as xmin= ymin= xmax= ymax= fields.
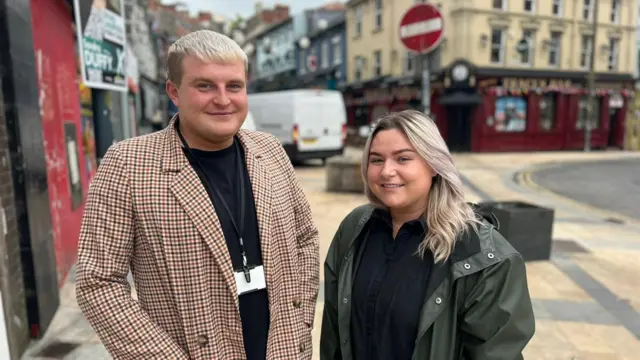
xmin=241 ymin=110 xmax=257 ymax=131
xmin=248 ymin=89 xmax=346 ymax=163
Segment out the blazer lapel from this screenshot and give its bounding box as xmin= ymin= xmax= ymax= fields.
xmin=164 ymin=118 xmax=238 ymax=308
xmin=237 ymin=131 xmax=274 ymax=297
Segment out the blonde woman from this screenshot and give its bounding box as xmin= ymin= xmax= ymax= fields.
xmin=320 ymin=110 xmax=535 ymax=360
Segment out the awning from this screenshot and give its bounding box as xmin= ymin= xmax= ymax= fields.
xmin=438 ymin=92 xmax=483 ymax=106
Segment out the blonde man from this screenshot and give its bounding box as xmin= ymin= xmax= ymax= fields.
xmin=76 ymin=30 xmax=320 ymax=359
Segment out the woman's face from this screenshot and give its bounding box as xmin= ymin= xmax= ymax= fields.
xmin=367 ymin=128 xmax=435 ymax=214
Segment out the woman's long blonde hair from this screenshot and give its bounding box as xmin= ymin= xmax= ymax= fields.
xmin=361 ymin=110 xmax=480 ymax=263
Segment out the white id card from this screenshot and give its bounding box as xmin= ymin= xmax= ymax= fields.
xmin=234 ymin=265 xmax=267 ymax=296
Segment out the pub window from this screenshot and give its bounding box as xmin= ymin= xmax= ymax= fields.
xmin=539 ymin=94 xmax=557 ymax=131
xmin=354 ymin=56 xmax=364 ymax=81
xmin=494 ymin=96 xmax=527 ymax=132
xmin=524 ymin=0 xmax=535 ymax=12
xmin=405 ymin=52 xmax=415 ymax=74
xmin=520 ymin=29 xmax=536 ymax=66
xmin=354 ymin=5 xmax=363 ymax=37
xmin=490 ymin=28 xmax=505 ymax=64
xmin=548 ymin=31 xmax=561 ymax=66
xmin=608 ymin=37 xmax=619 ymax=71
xmin=374 ymin=50 xmax=382 ymax=77
xmin=552 ymin=0 xmax=563 ymax=16
xmin=580 ymin=35 xmax=592 ymax=69
xmin=577 ymin=96 xmax=600 ymax=130
xmin=611 ymin=0 xmax=620 ymax=23
xmin=583 ymin=0 xmax=593 ymax=20
xmin=374 ymin=0 xmax=383 ymax=30
xmin=493 ymin=0 xmax=506 ymax=10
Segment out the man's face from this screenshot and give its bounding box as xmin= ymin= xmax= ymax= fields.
xmin=166 ymin=55 xmax=248 ymax=148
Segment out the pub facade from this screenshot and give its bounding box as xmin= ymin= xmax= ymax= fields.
xmin=431 ymin=60 xmax=636 ymax=152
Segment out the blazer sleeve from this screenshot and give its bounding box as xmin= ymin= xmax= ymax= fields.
xmin=275 ymin=139 xmax=320 ymax=327
xmin=458 ymin=250 xmax=536 ymax=360
xmin=75 ymin=144 xmax=189 ymax=359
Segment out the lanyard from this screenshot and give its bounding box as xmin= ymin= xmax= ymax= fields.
xmin=176 ymin=123 xmax=252 ymax=283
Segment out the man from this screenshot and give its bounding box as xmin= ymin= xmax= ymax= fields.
xmin=76 ymin=30 xmax=320 ymax=359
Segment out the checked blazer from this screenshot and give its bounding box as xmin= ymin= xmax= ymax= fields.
xmin=76 ymin=116 xmax=320 ymax=359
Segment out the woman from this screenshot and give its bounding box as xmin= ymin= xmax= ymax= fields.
xmin=320 ymin=110 xmax=535 ymax=360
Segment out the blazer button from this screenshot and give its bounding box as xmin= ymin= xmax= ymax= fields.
xmin=197 ymin=334 xmax=209 ymax=347
xmin=299 ymin=341 xmax=306 ymax=353
xmin=293 ymin=297 xmax=302 ymax=308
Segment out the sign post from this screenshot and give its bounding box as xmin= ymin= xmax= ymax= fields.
xmin=399 ymin=3 xmax=444 ymax=116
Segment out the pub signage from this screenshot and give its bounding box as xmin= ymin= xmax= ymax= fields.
xmin=479 ymin=77 xmax=573 ymax=90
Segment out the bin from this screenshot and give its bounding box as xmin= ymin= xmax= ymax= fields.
xmin=479 ymin=201 xmax=554 ymax=262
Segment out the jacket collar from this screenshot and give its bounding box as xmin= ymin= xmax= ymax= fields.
xmin=161 ymin=113 xmax=264 ymax=173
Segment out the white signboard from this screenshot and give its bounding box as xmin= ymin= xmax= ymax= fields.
xmin=73 ymin=0 xmax=127 ymax=92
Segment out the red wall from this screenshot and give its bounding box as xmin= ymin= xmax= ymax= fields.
xmin=31 ymin=0 xmax=89 ymax=287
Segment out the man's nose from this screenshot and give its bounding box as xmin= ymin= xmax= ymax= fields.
xmin=213 ymin=90 xmax=231 ymax=106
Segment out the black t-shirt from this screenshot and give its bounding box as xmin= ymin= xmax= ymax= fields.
xmin=184 ymin=137 xmax=270 ymax=360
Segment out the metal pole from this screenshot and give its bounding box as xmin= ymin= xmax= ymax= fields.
xmin=422 ymin=53 xmax=431 ymax=115
xmin=585 ymin=0 xmax=599 ymax=152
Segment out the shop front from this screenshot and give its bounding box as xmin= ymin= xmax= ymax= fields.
xmin=437 ymin=61 xmax=635 ymax=152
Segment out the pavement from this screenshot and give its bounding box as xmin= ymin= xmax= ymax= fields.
xmin=20 ymin=149 xmax=640 ymax=360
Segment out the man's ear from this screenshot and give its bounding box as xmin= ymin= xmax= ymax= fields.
xmin=166 ymin=80 xmax=179 ymax=108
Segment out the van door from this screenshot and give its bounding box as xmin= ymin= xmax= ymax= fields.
xmin=295 ymin=91 xmax=345 ymax=153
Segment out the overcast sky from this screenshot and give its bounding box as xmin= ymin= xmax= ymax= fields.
xmin=169 ymin=0 xmax=345 ymax=19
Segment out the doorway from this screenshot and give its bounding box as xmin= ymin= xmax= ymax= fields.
xmin=446 ymin=106 xmax=473 ymax=152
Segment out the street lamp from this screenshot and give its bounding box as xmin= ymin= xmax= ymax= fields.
xmin=298 ymin=36 xmax=310 ymax=49
xmin=585 ymin=0 xmax=600 ymax=152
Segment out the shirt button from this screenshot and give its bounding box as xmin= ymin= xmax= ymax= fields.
xmin=299 ymin=341 xmax=306 ymax=353
xmin=293 ymin=297 xmax=302 ymax=308
xmin=488 ymin=252 xmax=495 ymax=259
xmin=197 ymin=334 xmax=209 ymax=347
xmin=464 ymin=263 xmax=471 ymax=270
xmin=435 ymin=297 xmax=442 ymax=305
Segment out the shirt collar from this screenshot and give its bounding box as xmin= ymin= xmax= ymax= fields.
xmin=372 ymin=207 xmax=427 ymax=232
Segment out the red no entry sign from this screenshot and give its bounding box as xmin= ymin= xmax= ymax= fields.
xmin=399 ymin=3 xmax=444 ymax=54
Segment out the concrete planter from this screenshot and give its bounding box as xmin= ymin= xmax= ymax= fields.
xmin=325 ymin=152 xmax=365 ymax=193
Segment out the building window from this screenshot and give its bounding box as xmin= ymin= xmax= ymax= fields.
xmin=577 ymin=96 xmax=600 ymax=130
xmin=374 ymin=50 xmax=382 ymax=77
xmin=583 ymin=0 xmax=593 ymax=20
xmin=490 ymin=28 xmax=505 ymax=64
xmin=495 ymin=96 xmax=527 ymax=132
xmin=608 ymin=38 xmax=619 ymax=71
xmin=355 ymin=5 xmax=363 ymax=37
xmin=539 ymin=94 xmax=557 ymax=131
xmin=524 ymin=0 xmax=535 ymax=12
xmin=405 ymin=52 xmax=415 ymax=74
xmin=374 ymin=0 xmax=383 ymax=30
xmin=493 ymin=0 xmax=506 ymax=10
xmin=548 ymin=31 xmax=561 ymax=66
xmin=580 ymin=35 xmax=592 ymax=69
xmin=321 ymin=41 xmax=329 ymax=68
xmin=332 ymin=36 xmax=342 ymax=65
xmin=611 ymin=0 xmax=620 ymax=23
xmin=354 ymin=56 xmax=364 ymax=81
xmin=520 ymin=29 xmax=535 ymax=66
xmin=552 ymin=0 xmax=562 ymax=16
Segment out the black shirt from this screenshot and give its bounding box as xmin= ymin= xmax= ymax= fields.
xmin=351 ymin=209 xmax=433 ymax=360
xmin=184 ymin=138 xmax=270 ymax=360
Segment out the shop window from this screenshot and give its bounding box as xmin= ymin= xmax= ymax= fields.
xmin=539 ymin=94 xmax=556 ymax=131
xmin=577 ymin=96 xmax=600 ymax=130
xmin=494 ymin=96 xmax=527 ymax=132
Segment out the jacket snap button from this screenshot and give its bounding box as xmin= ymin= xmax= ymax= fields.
xmin=293 ymin=297 xmax=302 ymax=308
xmin=197 ymin=334 xmax=209 ymax=347
xmin=343 ymin=298 xmax=348 ymax=304
xmin=435 ymin=297 xmax=442 ymax=304
xmin=488 ymin=253 xmax=495 ymax=259
xmin=464 ymin=263 xmax=471 ymax=270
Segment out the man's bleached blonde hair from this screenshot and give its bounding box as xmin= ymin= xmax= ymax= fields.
xmin=167 ymin=30 xmax=248 ymax=85
xmin=361 ymin=110 xmax=481 ymax=263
